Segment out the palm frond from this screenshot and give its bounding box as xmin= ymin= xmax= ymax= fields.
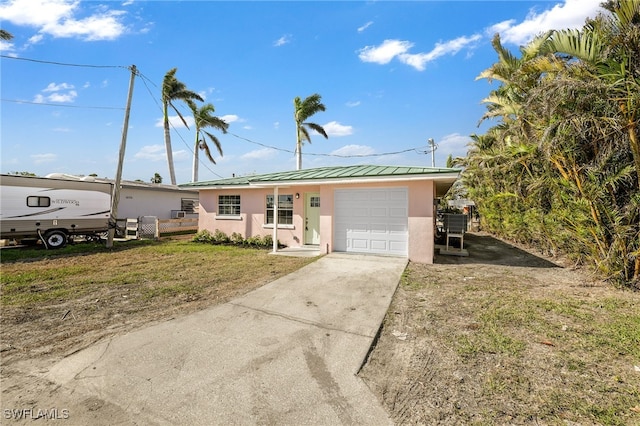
xmin=304 ymin=122 xmax=328 ymax=139
xmin=299 ymin=126 xmax=311 ymax=143
xmin=549 ymin=29 xmax=603 ymax=63
xmin=202 ymin=131 xmax=223 ymax=157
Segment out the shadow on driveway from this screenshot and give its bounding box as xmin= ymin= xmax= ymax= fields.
xmin=436 ymin=232 xmax=561 ymax=269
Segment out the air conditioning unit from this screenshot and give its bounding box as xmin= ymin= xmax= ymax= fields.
xmin=173 ymin=211 xmax=186 ymax=218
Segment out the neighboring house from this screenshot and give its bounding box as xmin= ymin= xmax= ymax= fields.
xmin=96 ymin=179 xmax=199 ymax=220
xmin=45 ymin=174 xmax=199 ymax=220
xmin=180 ymin=165 xmax=459 ymax=264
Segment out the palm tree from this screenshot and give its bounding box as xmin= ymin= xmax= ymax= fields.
xmin=545 ymin=0 xmax=640 ymax=188
xmin=162 ymin=68 xmax=203 ymax=185
xmin=543 ymin=0 xmax=640 ymax=280
xmin=0 ymin=30 xmax=13 ymax=40
xmin=189 ymin=102 xmax=229 ymax=182
xmin=293 ymin=93 xmax=328 ymax=170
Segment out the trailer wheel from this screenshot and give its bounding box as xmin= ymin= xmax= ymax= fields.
xmin=45 ymin=230 xmax=68 ymax=249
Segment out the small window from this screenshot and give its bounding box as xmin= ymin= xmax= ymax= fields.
xmin=310 ymin=196 xmax=320 ymax=207
xmin=218 ymin=195 xmax=240 ymax=216
xmin=181 ymin=198 xmax=199 ymax=214
xmin=266 ymin=194 xmax=293 ymax=225
xmin=27 ymin=196 xmax=50 ymax=207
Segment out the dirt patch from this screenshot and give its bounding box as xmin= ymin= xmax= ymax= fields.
xmin=359 ymin=232 xmax=640 ymax=425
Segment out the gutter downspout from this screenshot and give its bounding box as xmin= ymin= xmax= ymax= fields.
xmin=272 ymin=186 xmax=278 ymax=253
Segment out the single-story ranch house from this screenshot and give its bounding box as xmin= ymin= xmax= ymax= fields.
xmin=180 ymin=165 xmax=460 ymax=263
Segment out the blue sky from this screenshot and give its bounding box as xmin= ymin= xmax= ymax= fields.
xmin=1 ymin=0 xmax=604 ymax=184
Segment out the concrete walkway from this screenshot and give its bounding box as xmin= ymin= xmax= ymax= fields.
xmin=46 ymin=253 xmax=407 ymax=425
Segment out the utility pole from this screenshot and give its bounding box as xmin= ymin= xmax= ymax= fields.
xmin=428 ymin=138 xmax=436 ymax=167
xmin=107 ymin=65 xmax=136 ymax=248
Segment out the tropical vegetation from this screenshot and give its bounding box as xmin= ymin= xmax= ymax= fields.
xmin=189 ymin=102 xmax=229 ymax=182
xmin=462 ymin=0 xmax=640 ymax=288
xmin=294 ymin=93 xmax=328 ymax=170
xmin=161 ymin=68 xmax=204 ymax=185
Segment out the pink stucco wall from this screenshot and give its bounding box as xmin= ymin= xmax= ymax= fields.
xmin=198 ymin=179 xmax=436 ymax=263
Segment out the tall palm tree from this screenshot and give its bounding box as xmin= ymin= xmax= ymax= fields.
xmin=189 ymin=102 xmax=229 ymax=182
xmin=293 ymin=93 xmax=328 ymax=170
xmin=162 ymin=68 xmax=203 ymax=185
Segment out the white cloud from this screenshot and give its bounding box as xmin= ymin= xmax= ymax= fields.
xmin=357 ymin=21 xmax=373 ymax=33
xmin=33 ymin=82 xmax=77 ymax=103
xmin=134 ymin=145 xmax=166 ymax=161
xmin=31 ymin=153 xmax=57 ymax=164
xmin=0 ymin=0 xmax=128 ymax=42
xmin=155 ymin=115 xmax=195 ymax=129
xmin=198 ymin=87 xmax=215 ymax=100
xmin=274 ymin=34 xmax=292 ymax=47
xmin=358 ymin=35 xmax=480 ymax=71
xmin=43 ymin=82 xmax=74 ymax=92
xmin=438 ymin=133 xmax=473 ymax=158
xmin=28 ymin=34 xmax=44 ymax=44
xmin=47 ymin=90 xmax=77 ymax=102
xmin=331 ymin=145 xmax=375 ymax=157
xmin=273 ymin=121 xmax=280 ymax=129
xmin=241 ymin=148 xmax=276 ymax=161
xmin=399 ymin=34 xmax=481 ymax=71
xmin=346 ymin=100 xmax=361 ymax=107
xmin=134 ymin=145 xmax=188 ymax=162
xmin=323 ymin=121 xmax=353 ymax=137
xmin=220 ymin=114 xmax=240 ymax=123
xmin=490 ymin=0 xmax=603 ymax=46
xmin=358 ymin=39 xmax=413 ymax=65
xmin=0 ymin=40 xmax=14 ymax=52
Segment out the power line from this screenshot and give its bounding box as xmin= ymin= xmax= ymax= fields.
xmin=1 ymin=98 xmax=125 ymax=110
xmin=0 ymin=54 xmax=128 ymax=70
xmin=227 ymin=131 xmax=426 ymax=158
xmin=3 ymin=55 xmax=430 ymax=172
xmin=136 ymin=71 xmax=225 ymax=179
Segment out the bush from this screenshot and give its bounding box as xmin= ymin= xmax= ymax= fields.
xmin=192 ymin=230 xmax=213 ymax=243
xmin=230 ymin=232 xmax=244 ymax=245
xmin=212 ymin=229 xmax=230 ymax=244
xmin=192 ymin=229 xmax=281 ymax=249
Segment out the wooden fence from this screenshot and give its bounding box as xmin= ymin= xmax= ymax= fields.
xmin=120 ymin=217 xmax=198 ymax=239
xmin=157 ymin=218 xmax=199 ymax=235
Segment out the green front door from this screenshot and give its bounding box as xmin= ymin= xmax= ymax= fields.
xmin=304 ymin=193 xmax=320 ymax=245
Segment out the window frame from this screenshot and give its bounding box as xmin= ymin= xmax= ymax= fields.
xmin=217 ymin=194 xmax=241 ymax=217
xmin=265 ymin=194 xmax=294 ymax=225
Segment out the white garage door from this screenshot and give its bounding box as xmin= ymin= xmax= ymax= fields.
xmin=334 ymin=188 xmax=408 ymax=256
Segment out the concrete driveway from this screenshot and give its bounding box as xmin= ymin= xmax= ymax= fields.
xmin=46 ymin=253 xmax=407 ymax=425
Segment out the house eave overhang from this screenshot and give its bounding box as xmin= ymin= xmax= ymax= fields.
xmin=249 ymin=172 xmax=460 ymax=188
xmin=181 ymin=170 xmax=461 ymax=191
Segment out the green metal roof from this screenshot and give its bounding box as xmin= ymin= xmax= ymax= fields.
xmin=180 ymin=164 xmax=459 ymax=188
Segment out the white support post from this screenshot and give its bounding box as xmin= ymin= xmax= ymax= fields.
xmin=272 ymin=186 xmax=278 ymax=253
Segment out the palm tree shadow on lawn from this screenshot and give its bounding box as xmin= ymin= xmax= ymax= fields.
xmin=435 ymin=232 xmax=560 ymax=268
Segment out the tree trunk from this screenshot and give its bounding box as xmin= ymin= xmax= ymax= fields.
xmin=295 ymin=127 xmax=302 ymax=170
xmin=192 ymin=135 xmax=199 ymax=183
xmin=163 ymin=110 xmax=177 ymax=186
